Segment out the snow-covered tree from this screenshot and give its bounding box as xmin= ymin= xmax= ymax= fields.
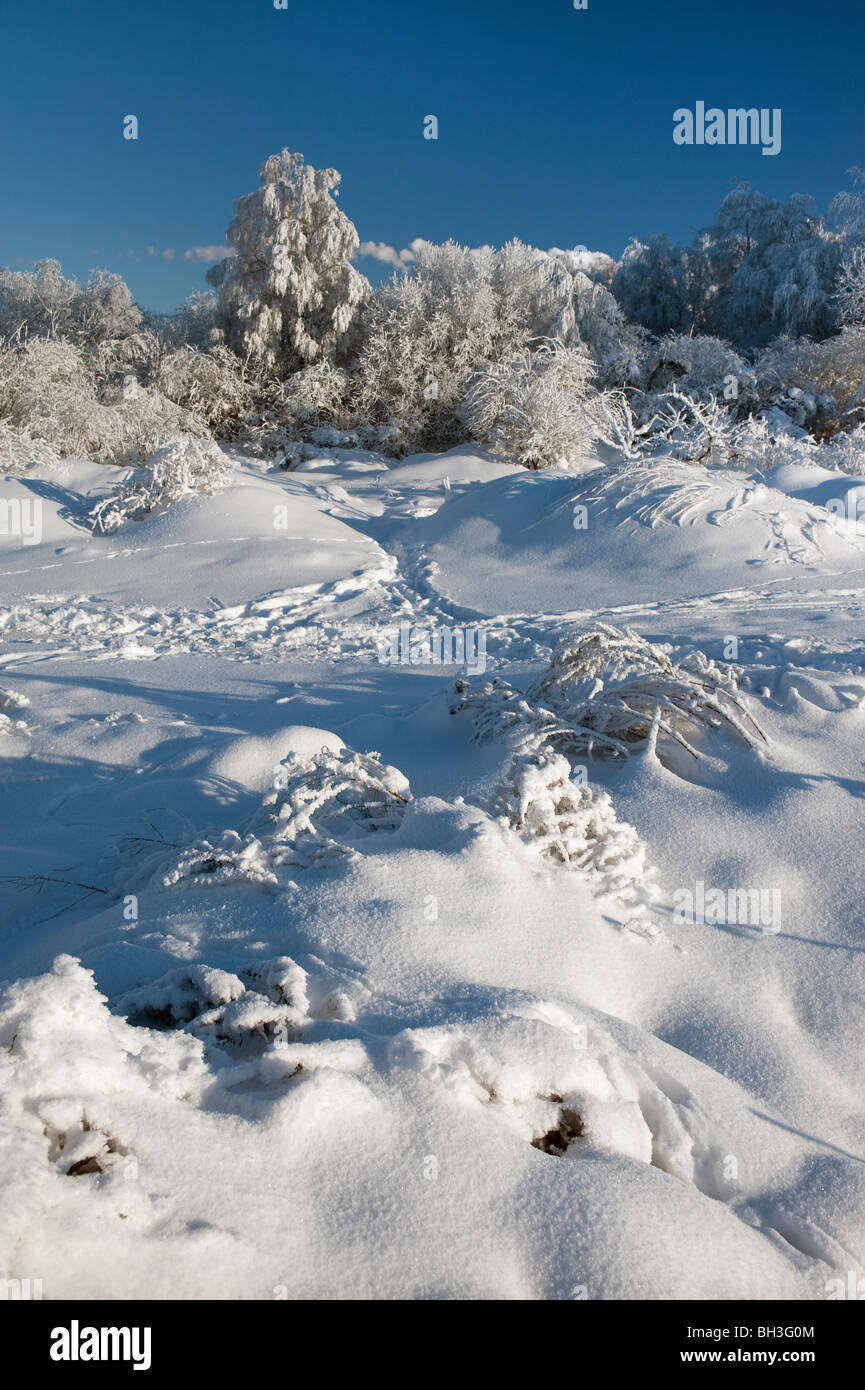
xmin=613 ymin=236 xmax=695 ymax=336
xmin=828 ymin=165 xmax=865 ymax=241
xmin=207 ymin=149 xmax=369 ymax=376
xmin=695 ymin=186 xmax=842 ymax=345
xmin=836 ymin=245 xmax=865 ymax=325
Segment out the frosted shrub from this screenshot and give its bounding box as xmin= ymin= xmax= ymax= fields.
xmin=644 ymin=334 xmax=754 ymax=400
xmin=0 ymin=338 xmax=124 ymax=460
xmin=824 ymin=422 xmax=865 ymax=475
xmin=641 ymin=391 xmax=747 ymax=467
xmin=352 ymin=241 xmax=499 ymax=455
xmin=528 ymin=625 xmax=765 ymax=760
xmin=0 ymin=421 xmax=61 ymax=475
xmin=573 ymin=274 xmax=645 ymax=386
xmin=89 ymin=437 xmax=234 ymax=533
xmin=461 ymin=339 xmax=597 ymax=470
xmin=753 ymin=331 xmax=865 ymax=436
xmin=350 ymin=239 xmax=619 ymax=457
xmin=0 ymin=339 xmax=205 ymax=464
xmin=0 ymin=260 xmax=140 ymax=346
xmin=156 ymin=345 xmax=251 ymax=433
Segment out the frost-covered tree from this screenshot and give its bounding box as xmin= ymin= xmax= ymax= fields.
xmin=836 ymin=245 xmax=865 ymax=325
xmin=207 ymin=149 xmax=368 ymax=376
xmin=695 ymin=186 xmax=842 ymax=345
xmin=613 ymin=236 xmax=695 ymax=336
xmin=828 ymin=166 xmax=865 ymax=241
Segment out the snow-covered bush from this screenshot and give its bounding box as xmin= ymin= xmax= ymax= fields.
xmin=643 ymin=334 xmax=754 ymax=401
xmin=0 ymin=421 xmax=61 ymax=475
xmin=351 ymin=240 xmax=500 ymax=455
xmin=0 ymin=339 xmax=207 ymax=464
xmin=113 ymin=957 xmax=312 ymax=1051
xmin=0 ymin=338 xmax=124 ymax=459
xmin=156 ymin=345 xmax=251 ymax=433
xmin=208 ymin=149 xmax=368 ymax=375
xmin=573 ymin=273 xmax=645 ymax=386
xmin=492 ymin=239 xmax=579 ymax=348
xmin=461 ymin=339 xmax=597 ymax=470
xmin=0 ymin=686 xmax=29 ymax=738
xmin=0 ymin=260 xmax=140 ymax=346
xmin=73 ymin=270 xmax=141 ymax=346
xmin=143 ymin=291 xmax=221 ymax=351
xmin=753 ymin=330 xmax=865 ymax=437
xmin=528 ymin=626 xmax=765 ymax=760
xmin=823 ymin=422 xmax=865 ymax=475
xmin=350 ymin=239 xmax=603 ymax=456
xmin=625 ymin=389 xmax=817 ymax=471
xmin=89 ymin=437 xmax=234 ymax=532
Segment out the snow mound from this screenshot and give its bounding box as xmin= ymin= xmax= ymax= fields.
xmin=208 ymin=724 xmax=345 ymax=793
xmin=412 ymin=457 xmax=865 ymax=616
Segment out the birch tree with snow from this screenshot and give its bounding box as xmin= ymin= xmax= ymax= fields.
xmin=207 ymin=149 xmax=368 ymax=376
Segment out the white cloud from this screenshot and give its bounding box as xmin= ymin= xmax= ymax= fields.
xmin=182 ymin=245 xmax=234 ymax=263
xmin=356 ymin=238 xmax=426 ymax=269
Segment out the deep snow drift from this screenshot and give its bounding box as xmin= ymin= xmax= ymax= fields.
xmin=1 ymin=443 xmax=864 ymax=1300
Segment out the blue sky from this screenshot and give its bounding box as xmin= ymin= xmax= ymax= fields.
xmin=2 ymin=0 xmax=864 ymax=312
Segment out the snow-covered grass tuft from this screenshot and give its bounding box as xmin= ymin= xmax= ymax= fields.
xmin=452 ymin=623 xmax=766 ymax=765
xmin=488 ymin=748 xmax=656 ymax=911
xmin=149 ymin=746 xmax=411 ymax=892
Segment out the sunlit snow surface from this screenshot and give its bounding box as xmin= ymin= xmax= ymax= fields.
xmin=1 ymin=444 xmax=864 ymax=1300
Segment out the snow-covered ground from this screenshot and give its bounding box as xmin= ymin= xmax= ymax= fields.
xmin=2 ymin=444 xmax=865 ymax=1300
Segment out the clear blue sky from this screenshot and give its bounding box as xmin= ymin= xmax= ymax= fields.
xmin=2 ymin=0 xmax=863 ymax=312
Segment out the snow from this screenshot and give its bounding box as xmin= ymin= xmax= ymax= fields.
xmin=1 ymin=442 xmax=865 ymax=1300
